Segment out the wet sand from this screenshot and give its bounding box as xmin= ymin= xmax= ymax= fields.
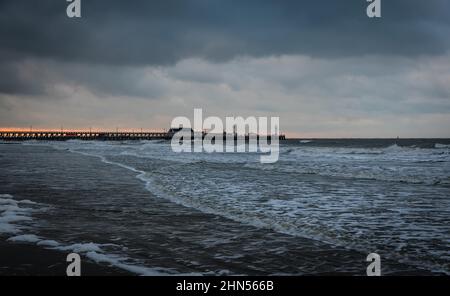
xmin=0 ymin=239 xmax=131 ymax=276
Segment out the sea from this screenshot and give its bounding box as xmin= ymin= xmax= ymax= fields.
xmin=0 ymin=138 xmax=449 ymax=275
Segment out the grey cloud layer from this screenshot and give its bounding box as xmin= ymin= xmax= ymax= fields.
xmin=1 ymin=0 xmax=450 ymax=67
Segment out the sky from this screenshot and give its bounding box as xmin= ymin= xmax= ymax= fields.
xmin=1 ymin=0 xmax=450 ymax=137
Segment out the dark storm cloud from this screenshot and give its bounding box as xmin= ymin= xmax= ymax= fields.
xmin=0 ymin=60 xmax=47 ymax=95
xmin=1 ymin=0 xmax=450 ymax=67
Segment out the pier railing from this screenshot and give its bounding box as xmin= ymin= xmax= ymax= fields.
xmin=0 ymin=131 xmax=170 ymax=141
xmin=0 ymin=131 xmax=286 ymax=141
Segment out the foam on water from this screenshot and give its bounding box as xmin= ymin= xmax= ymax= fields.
xmin=264 ymin=144 xmax=450 ymax=185
xmin=435 ymin=143 xmax=450 ymax=149
xmin=0 ymin=194 xmax=36 ymax=234
xmin=7 ymin=234 xmax=41 ymax=243
xmin=20 ymin=140 xmax=450 ymax=274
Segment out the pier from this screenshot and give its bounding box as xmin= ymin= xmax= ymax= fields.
xmin=0 ymin=131 xmax=170 ymax=141
xmin=0 ymin=130 xmax=286 ymax=141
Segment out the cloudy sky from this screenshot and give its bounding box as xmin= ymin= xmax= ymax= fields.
xmin=1 ymin=0 xmax=449 ymax=137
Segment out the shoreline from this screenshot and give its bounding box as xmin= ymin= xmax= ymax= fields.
xmin=0 ymin=239 xmax=132 ymax=276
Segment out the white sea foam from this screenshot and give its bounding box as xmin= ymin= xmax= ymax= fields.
xmin=435 ymin=143 xmax=450 ymax=149
xmin=7 ymin=234 xmax=41 ymax=243
xmin=36 ymin=239 xmax=60 ymax=247
xmin=18 ymin=200 xmax=37 ymax=205
xmin=0 ymin=194 xmax=36 ymax=234
xmin=84 ymin=251 xmax=182 ymax=276
xmin=54 ymin=242 xmax=103 ymax=253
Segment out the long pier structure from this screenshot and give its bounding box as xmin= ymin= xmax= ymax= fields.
xmin=0 ymin=130 xmax=286 ymax=141
xmin=0 ymin=131 xmax=170 ymax=141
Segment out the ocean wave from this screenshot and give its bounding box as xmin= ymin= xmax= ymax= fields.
xmin=383 ymin=143 xmax=404 ymax=151
xmin=345 ymin=150 xmax=384 ymax=155
xmin=435 ymin=143 xmax=450 ymax=149
xmin=284 ymin=144 xmax=450 ymax=163
xmin=243 ymin=161 xmax=450 ymax=186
